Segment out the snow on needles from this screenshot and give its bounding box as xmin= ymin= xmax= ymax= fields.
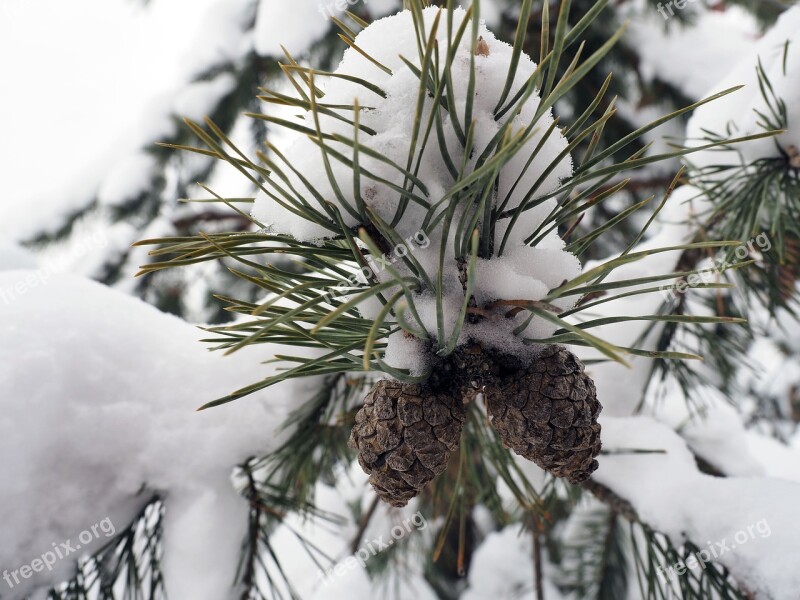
xmin=597 ymin=416 xmax=800 ymax=598
xmin=686 ymin=5 xmax=800 ymax=168
xmin=254 ymin=0 xmax=398 ymax=56
xmin=574 ymin=184 xmax=711 ymax=416
xmin=253 ymin=7 xmax=580 ymax=364
xmin=0 ymin=272 xmax=308 ymax=599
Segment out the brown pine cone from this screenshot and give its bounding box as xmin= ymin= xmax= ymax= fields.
xmin=349 ymin=380 xmax=466 ymax=506
xmin=486 ymin=345 xmax=602 ymax=484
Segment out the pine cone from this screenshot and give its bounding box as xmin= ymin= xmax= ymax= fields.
xmin=349 ymin=380 xmax=466 ymax=506
xmin=486 ymin=345 xmax=602 ymax=484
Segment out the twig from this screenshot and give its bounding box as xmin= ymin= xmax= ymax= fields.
xmin=241 ymin=467 xmax=262 ymax=599
xmin=350 ymin=495 xmax=380 ymax=554
xmin=484 ymin=299 xmax=564 ymax=315
xmin=584 ymin=478 xmax=758 ymax=598
xmin=466 ymin=306 xmax=501 ymax=320
xmin=561 ymin=212 xmax=585 ymax=241
xmin=588 ymin=175 xmax=680 ymax=198
xmin=532 ymin=520 xmax=545 ymax=600
xmin=172 ymin=210 xmax=252 ymax=231
xmin=582 ymin=479 xmax=640 ymax=524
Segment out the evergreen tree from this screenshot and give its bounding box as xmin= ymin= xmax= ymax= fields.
xmin=9 ymin=1 xmax=800 ymax=599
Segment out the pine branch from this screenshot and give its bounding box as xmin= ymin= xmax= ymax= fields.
xmin=581 ymin=480 xmax=638 ymax=523
xmin=582 ymin=482 xmax=752 ymax=599
xmin=49 ymin=497 xmax=165 ymax=600
xmin=109 ymin=3 xmax=796 ymax=598
xmin=350 ymin=496 xmax=380 ymax=554
xmin=532 ymin=518 xmax=545 ymax=600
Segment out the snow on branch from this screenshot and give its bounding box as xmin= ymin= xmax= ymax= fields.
xmin=591 ymin=415 xmax=800 ymax=598
xmin=0 ymin=271 xmax=307 ymax=599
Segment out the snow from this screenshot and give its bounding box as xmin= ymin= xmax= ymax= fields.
xmin=647 ymin=381 xmax=766 ymax=478
xmin=771 ymin=307 xmax=800 ymax=353
xmin=686 ymin=5 xmax=800 ymax=167
xmin=253 ymin=7 xmax=579 ymax=362
xmin=0 ymin=0 xmax=255 ymax=240
xmin=0 ymin=239 xmax=37 ymax=271
xmin=462 ymin=526 xmax=534 ymax=599
xmin=382 ymin=330 xmax=431 ymax=376
xmin=0 ymin=272 xmax=307 ymax=599
xmin=184 ymin=0 xmax=257 ymax=75
xmin=614 ymin=5 xmax=760 ymax=175
xmin=0 ymin=229 xmax=113 ymax=298
xmin=566 ymin=168 xmax=800 ymax=600
xmin=255 ymin=0 xmax=335 ymax=56
xmin=4 ymin=2 xmax=800 ymax=597
xmin=626 ymin=5 xmax=759 ymax=101
xmin=254 ymin=0 xmax=399 ymax=57
xmin=575 ymin=185 xmax=711 ymax=416
xmin=172 ymin=72 xmax=239 ymax=121
xmin=473 ymin=246 xmax=582 ymax=308
xmin=746 ymin=432 xmax=800 ymax=483
xmin=740 ymin=336 xmax=800 ymax=414
xmin=461 ymin=523 xmax=564 ymax=600
xmin=596 ymin=416 xmax=800 ymax=599
xmin=245 ymin=461 xmax=438 ymax=599
xmin=97 ymin=153 xmax=159 ymax=207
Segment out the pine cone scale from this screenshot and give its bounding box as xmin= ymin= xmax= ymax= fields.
xmin=349 ymin=379 xmax=465 ymax=507
xmin=351 ymin=345 xmax=602 ymax=505
xmin=487 ymin=345 xmax=602 ymax=484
